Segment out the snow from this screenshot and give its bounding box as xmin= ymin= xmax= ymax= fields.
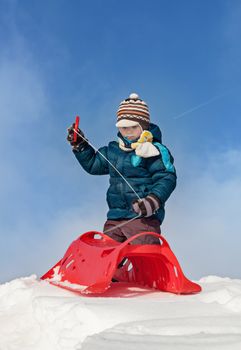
xmin=0 ymin=275 xmax=241 ymax=350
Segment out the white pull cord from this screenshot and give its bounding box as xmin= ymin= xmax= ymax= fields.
xmin=103 ymin=213 xmax=142 ymax=234
xmin=73 ymin=129 xmax=141 ymax=200
xmin=73 ymin=128 xmax=143 ymax=233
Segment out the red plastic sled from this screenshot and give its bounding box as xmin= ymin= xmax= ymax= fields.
xmin=41 ymin=231 xmax=201 ymax=295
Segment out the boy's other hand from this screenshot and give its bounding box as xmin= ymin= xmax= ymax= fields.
xmin=132 ymin=194 xmax=160 ymax=217
xmin=67 ymin=123 xmax=87 ymax=150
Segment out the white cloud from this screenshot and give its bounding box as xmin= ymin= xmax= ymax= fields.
xmin=0 ymin=204 xmax=107 ymax=283
xmin=163 ymin=148 xmax=241 ymax=280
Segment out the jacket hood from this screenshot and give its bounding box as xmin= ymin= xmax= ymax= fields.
xmin=149 ymin=123 xmax=162 ymax=143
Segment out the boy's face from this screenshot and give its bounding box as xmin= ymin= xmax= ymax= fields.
xmin=118 ymin=125 xmax=142 ymax=141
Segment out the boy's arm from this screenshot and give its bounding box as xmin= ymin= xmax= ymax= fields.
xmin=147 ymin=144 xmax=177 ymax=206
xmin=73 ymin=143 xmax=109 ymax=175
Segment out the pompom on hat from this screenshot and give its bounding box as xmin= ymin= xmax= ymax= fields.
xmin=116 ymin=93 xmax=150 ymax=130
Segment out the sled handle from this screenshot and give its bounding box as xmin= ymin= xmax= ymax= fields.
xmin=73 ymin=116 xmax=80 ymax=143
xmin=80 ymin=231 xmax=170 ymax=249
xmin=81 ymin=231 xmax=170 ymax=247
xmin=121 ymin=231 xmax=170 ymax=248
xmin=80 ymin=231 xmax=118 ymax=243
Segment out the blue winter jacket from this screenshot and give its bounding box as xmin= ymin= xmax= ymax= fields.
xmin=73 ymin=123 xmax=176 ymax=224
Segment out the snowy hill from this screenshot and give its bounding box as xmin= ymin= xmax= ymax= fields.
xmin=0 ymin=276 xmax=241 ymax=350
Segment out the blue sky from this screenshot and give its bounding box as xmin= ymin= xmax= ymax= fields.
xmin=0 ymin=0 xmax=240 ymax=283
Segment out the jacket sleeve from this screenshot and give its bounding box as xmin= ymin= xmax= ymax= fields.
xmin=147 ymin=144 xmax=177 ymax=205
xmin=73 ymin=144 xmax=109 ymax=175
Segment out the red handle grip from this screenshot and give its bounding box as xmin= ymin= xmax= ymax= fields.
xmin=73 ymin=116 xmax=80 ymax=143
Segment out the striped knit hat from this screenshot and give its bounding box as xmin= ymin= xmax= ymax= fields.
xmin=116 ymin=93 xmax=150 ymax=130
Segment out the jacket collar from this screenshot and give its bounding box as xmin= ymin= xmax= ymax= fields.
xmin=117 ymin=132 xmax=136 ymax=149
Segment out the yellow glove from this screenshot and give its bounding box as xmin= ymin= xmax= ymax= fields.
xmin=131 ymin=131 xmax=153 ymax=150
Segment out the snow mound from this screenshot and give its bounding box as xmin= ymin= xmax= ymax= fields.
xmin=199 ymin=275 xmax=241 ymax=312
xmin=0 ymin=275 xmax=241 ymax=350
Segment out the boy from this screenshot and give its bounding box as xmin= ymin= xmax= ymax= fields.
xmin=67 ymin=93 xmax=176 ymax=244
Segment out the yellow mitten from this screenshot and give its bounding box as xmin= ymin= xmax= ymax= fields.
xmin=131 ymin=131 xmax=153 ymax=150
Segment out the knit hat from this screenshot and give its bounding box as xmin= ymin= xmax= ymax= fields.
xmin=116 ymin=93 xmax=150 ymax=130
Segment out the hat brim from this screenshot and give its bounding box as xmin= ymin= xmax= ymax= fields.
xmin=116 ymin=119 xmax=140 ymax=128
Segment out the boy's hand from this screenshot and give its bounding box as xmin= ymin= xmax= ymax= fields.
xmin=132 ymin=194 xmax=160 ymax=217
xmin=67 ymin=123 xmax=87 ymax=150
